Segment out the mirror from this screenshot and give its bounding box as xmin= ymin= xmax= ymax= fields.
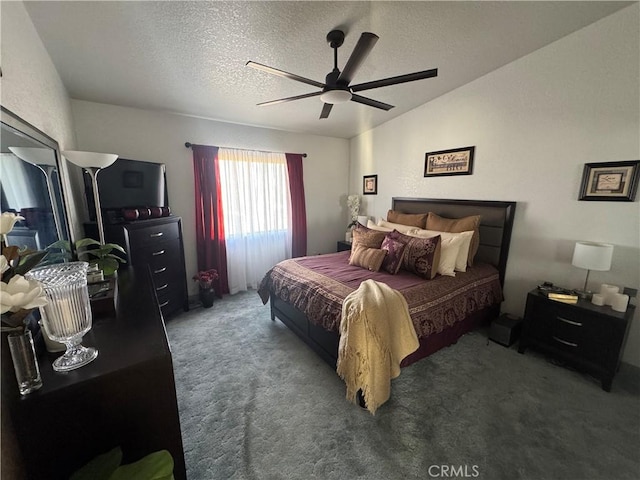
xmin=0 ymin=106 xmax=70 ymax=253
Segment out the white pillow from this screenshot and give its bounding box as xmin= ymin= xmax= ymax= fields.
xmin=436 ymin=235 xmax=466 ymax=277
xmin=376 ymin=219 xmax=419 ymax=235
xmin=366 ymin=219 xmax=393 ymax=232
xmin=410 ymin=229 xmax=473 ymax=272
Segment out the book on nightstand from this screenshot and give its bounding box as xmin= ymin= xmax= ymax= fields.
xmin=547 ymin=293 xmax=579 ymax=304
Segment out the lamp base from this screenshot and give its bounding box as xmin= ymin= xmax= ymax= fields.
xmin=573 ymin=289 xmax=592 ymax=300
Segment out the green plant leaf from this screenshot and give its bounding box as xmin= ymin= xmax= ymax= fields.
xmin=70 ymin=446 xmax=122 ymax=480
xmin=14 ymin=251 xmax=47 ymax=276
xmin=103 ymin=243 xmax=126 ymax=254
xmin=75 ymin=238 xmax=102 ymax=249
xmin=45 ymin=239 xmax=71 ymax=252
xmin=105 ymin=253 xmax=126 ymax=263
xmin=108 ymin=450 xmax=174 ymax=480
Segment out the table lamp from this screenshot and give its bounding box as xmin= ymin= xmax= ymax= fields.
xmin=571 ymin=241 xmax=614 ymax=298
xmin=8 ymin=147 xmax=65 ymax=241
xmin=62 ymin=151 xmax=118 ymax=244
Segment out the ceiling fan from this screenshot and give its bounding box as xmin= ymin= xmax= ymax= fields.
xmin=246 ymin=30 xmax=438 ymax=119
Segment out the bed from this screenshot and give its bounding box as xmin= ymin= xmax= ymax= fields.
xmin=258 ymin=198 xmax=516 ymax=369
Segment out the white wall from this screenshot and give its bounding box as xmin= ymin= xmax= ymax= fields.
xmin=350 ymin=5 xmax=640 ymax=366
xmin=0 ymin=1 xmax=85 ymax=239
xmin=70 ymin=101 xmax=350 ymax=296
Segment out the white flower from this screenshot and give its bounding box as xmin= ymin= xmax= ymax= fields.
xmin=0 ymin=275 xmax=48 ymax=314
xmin=347 ymin=194 xmax=360 ymax=221
xmin=0 ymin=212 xmax=25 ymax=236
xmin=0 ymin=255 xmax=8 ymax=276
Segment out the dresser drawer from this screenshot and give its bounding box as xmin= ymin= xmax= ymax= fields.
xmin=126 ymin=221 xmax=180 ymax=249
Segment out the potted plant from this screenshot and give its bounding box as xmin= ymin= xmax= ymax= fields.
xmin=192 ymin=269 xmax=219 ymax=308
xmin=44 ymin=237 xmax=127 ymax=278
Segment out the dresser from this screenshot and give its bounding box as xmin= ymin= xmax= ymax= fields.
xmin=105 ymin=217 xmax=188 ymax=318
xmin=518 ymin=289 xmax=635 ymax=391
xmin=1 ymin=268 xmax=187 ymax=479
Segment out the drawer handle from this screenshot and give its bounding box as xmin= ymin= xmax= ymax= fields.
xmin=156 ymin=283 xmax=169 ymax=291
xmin=553 ymin=336 xmax=578 ymax=348
xmin=152 ymin=250 xmax=166 ymax=256
xmin=154 ymin=267 xmax=167 ymax=274
xmin=150 ymin=232 xmax=164 ymax=238
xmin=557 ymin=317 xmax=582 ymax=327
xmin=159 ymin=300 xmax=170 ymax=308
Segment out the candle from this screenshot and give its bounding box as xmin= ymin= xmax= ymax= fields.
xmin=599 ymin=284 xmax=620 ymax=306
xmin=591 ymin=293 xmax=605 ymax=306
xmin=611 ymin=293 xmax=629 ymax=313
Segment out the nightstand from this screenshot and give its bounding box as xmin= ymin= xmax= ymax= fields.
xmin=518 ymin=289 xmax=635 ymax=392
xmin=337 ymin=240 xmax=352 ymax=252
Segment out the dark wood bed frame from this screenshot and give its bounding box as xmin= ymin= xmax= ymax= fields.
xmin=270 ymin=198 xmax=517 ymax=368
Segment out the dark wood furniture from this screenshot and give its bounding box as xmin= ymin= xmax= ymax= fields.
xmin=337 ymin=240 xmax=352 ymax=252
xmin=269 ymin=198 xmax=517 ymax=368
xmin=1 ymin=267 xmax=187 ymax=480
xmin=518 ymin=289 xmax=635 ymax=391
xmin=105 ymin=216 xmax=188 ymax=318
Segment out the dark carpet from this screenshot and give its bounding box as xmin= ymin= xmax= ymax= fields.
xmin=165 ymin=291 xmax=640 ymax=480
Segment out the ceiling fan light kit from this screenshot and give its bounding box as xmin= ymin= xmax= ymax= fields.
xmin=247 ymin=29 xmax=438 ymax=119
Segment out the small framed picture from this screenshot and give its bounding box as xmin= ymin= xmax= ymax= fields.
xmin=579 ymin=160 xmax=640 ymax=201
xmin=363 ymin=174 xmax=378 ymax=195
xmin=424 ymin=146 xmax=475 ymax=177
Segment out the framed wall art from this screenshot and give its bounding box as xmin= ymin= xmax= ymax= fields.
xmin=424 ymin=146 xmax=475 ymax=177
xmin=578 ymin=160 xmax=640 ymax=201
xmin=363 ymin=174 xmax=378 ymax=195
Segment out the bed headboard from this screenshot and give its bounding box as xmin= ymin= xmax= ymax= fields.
xmin=391 ymin=198 xmax=516 ymax=286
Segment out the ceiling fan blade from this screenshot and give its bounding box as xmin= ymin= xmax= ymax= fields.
xmin=257 ymin=91 xmax=322 ymax=107
xmin=350 ymin=68 xmax=438 ymax=92
xmin=350 ymin=94 xmax=394 ymax=111
xmin=320 ymin=103 xmax=333 ymax=119
xmin=337 ymin=32 xmax=379 ymax=86
xmin=246 ymin=61 xmax=325 ymax=89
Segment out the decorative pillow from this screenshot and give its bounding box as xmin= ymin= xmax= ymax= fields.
xmin=410 ymin=229 xmax=474 ymax=272
xmin=366 ymin=219 xmax=393 ymax=232
xmin=436 ymin=235 xmax=466 ymax=277
xmin=351 ymin=223 xmax=386 ymax=249
xmin=377 ymin=219 xmax=420 ymax=235
xmin=380 ymin=235 xmax=408 ymax=274
xmin=386 ymin=210 xmax=428 ymax=229
xmin=386 ymin=230 xmax=440 ymax=280
xmin=348 ymin=244 xmax=387 ymax=272
xmin=426 ymin=213 xmax=481 ymax=266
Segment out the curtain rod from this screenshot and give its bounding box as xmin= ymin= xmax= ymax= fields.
xmin=185 ymin=142 xmax=307 ymax=158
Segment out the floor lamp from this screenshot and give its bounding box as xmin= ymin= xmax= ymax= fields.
xmin=62 ymin=151 xmax=118 ymax=245
xmin=8 ymin=147 xmax=65 ymax=242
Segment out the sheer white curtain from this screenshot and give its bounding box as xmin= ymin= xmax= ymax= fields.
xmin=218 ymin=148 xmax=292 ymax=294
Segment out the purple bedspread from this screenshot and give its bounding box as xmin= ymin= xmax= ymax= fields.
xmin=258 ymin=251 xmax=503 ymax=338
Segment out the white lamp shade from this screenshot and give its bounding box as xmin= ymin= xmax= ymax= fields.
xmin=572 ymin=241 xmax=614 ymax=271
xmin=62 ymin=150 xmax=118 ymax=169
xmin=357 ymin=215 xmax=369 ymax=226
xmin=8 ymin=147 xmax=57 ymax=167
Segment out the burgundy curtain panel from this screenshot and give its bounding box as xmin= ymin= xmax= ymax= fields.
xmin=192 ymin=145 xmax=229 ymax=296
xmin=285 ymin=153 xmax=308 ymax=257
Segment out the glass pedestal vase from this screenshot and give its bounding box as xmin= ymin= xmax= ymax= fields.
xmin=7 ymin=330 xmax=42 ymax=395
xmin=199 ymin=288 xmax=215 ymax=308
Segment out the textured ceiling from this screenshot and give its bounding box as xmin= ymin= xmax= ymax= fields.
xmin=24 ymin=1 xmax=631 ymax=139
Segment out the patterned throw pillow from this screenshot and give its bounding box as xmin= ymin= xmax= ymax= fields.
xmin=380 ymin=235 xmax=408 ymax=274
xmin=348 ymin=244 xmax=387 ymax=272
xmin=351 ymin=223 xmax=386 ymax=249
xmin=384 ymin=230 xmax=441 ymax=280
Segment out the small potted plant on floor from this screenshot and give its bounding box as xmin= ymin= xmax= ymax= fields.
xmin=193 ymin=269 xmax=219 ymax=308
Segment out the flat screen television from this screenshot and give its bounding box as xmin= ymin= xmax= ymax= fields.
xmin=84 ymin=158 xmax=168 ymax=223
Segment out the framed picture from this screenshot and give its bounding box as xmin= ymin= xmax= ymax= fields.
xmin=578 ymin=160 xmax=640 ymax=201
xmin=424 ymin=146 xmax=475 ymax=177
xmin=363 ymin=174 xmax=377 ymax=195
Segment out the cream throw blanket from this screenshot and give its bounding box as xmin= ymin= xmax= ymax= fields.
xmin=336 ymin=279 xmax=419 ymax=414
